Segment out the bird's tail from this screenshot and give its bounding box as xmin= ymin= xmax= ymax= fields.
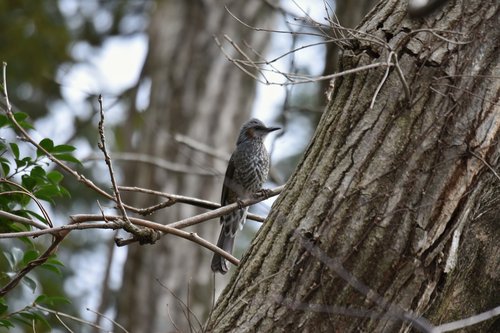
xmin=211 ymin=228 xmax=235 ymax=274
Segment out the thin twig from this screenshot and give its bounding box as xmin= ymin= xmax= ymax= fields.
xmin=1 ymin=178 xmax=53 ymax=227
xmin=54 ymin=314 xmax=75 ymax=333
xmin=0 ymin=221 xmax=117 ymax=239
xmin=97 ymin=95 xmax=128 ymax=223
xmin=214 ymin=35 xmax=264 ymax=84
xmin=34 ymin=304 xmax=111 ymax=332
xmin=0 ymin=209 xmax=49 ymax=230
xmin=393 ymin=54 xmax=411 ymax=101
xmin=97 ymin=95 xmax=160 ymax=245
xmin=370 ymin=51 xmax=394 ymax=109
xmin=224 ymin=34 xmax=270 ymax=84
xmin=2 ymin=62 xmax=12 ymax=110
xmin=155 ymin=279 xmax=204 ymax=333
xmin=409 ymin=28 xmax=471 ymax=45
xmin=469 ymin=150 xmax=500 ymax=182
xmin=86 ymin=307 xmax=129 ymax=333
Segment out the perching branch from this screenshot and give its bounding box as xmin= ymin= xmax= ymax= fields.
xmin=117 ymin=185 xmax=266 ymax=222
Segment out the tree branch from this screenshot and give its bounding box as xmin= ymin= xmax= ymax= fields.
xmin=97 ymin=95 xmax=161 ymax=245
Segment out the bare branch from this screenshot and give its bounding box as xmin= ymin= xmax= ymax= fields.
xmin=2 ymin=62 xmax=12 ymax=110
xmin=0 ymin=221 xmax=116 ymax=239
xmin=0 ymin=209 xmax=49 ymax=230
xmin=167 ymin=185 xmax=284 ymax=230
xmin=117 ymin=186 xmax=266 ymax=222
xmin=86 ymin=307 xmax=130 ymax=333
xmin=97 ymin=95 xmax=161 ymax=245
xmin=34 ymin=304 xmax=112 ymax=332
xmin=370 ymin=51 xmax=395 ymax=109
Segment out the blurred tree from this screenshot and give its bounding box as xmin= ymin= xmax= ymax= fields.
xmin=0 ymin=1 xmax=150 ymax=331
xmin=206 ymin=0 xmax=499 ymax=331
xmin=114 ymin=1 xmax=275 ymax=332
xmin=0 ymin=0 xmax=70 ymax=118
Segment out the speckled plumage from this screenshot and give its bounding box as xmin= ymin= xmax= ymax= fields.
xmin=211 ymin=119 xmax=280 ymax=274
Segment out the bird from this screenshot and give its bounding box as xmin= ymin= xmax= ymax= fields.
xmin=211 ymin=118 xmax=280 ymax=274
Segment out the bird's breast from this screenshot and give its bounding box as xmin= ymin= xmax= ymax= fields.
xmin=232 ymin=143 xmax=270 ymax=195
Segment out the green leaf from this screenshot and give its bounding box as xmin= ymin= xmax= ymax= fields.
xmin=37 ymin=138 xmax=54 ymax=156
xmin=0 ymin=298 xmax=8 ymax=315
xmin=9 ymin=143 xmax=19 ymax=159
xmin=35 ymin=294 xmax=49 ymax=304
xmin=34 ymin=184 xmax=60 ymax=201
xmin=52 ymin=144 xmax=76 ymax=153
xmin=0 ymin=319 xmax=14 ymax=328
xmin=23 ymin=210 xmax=48 ymax=225
xmin=15 ymin=157 xmax=28 ymax=169
xmin=30 ymin=165 xmax=46 ymax=179
xmin=47 ymin=170 xmax=64 ymax=184
xmin=35 ymin=295 xmax=70 ymax=306
xmin=21 ymin=174 xmax=37 ymax=191
xmin=21 ymin=275 xmax=37 ymax=293
xmin=53 ymin=152 xmax=80 ymax=164
xmin=22 ymin=250 xmax=39 ymax=266
xmin=13 ymin=112 xmax=28 ymax=122
xmin=13 ymin=112 xmax=34 ymax=130
xmin=31 ymin=311 xmax=50 ymax=328
xmin=40 ymin=263 xmax=61 ymax=275
xmin=0 ymin=157 xmax=10 ymax=176
xmin=0 ymin=114 xmax=8 ymax=128
xmin=11 ymin=315 xmax=33 ymax=326
xmin=46 ymin=255 xmax=64 ymax=267
xmin=59 ymin=186 xmax=71 ymax=198
xmin=5 ymin=247 xmax=24 ymax=269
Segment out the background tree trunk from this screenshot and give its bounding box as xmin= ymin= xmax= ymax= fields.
xmin=207 ymin=0 xmax=499 ymax=332
xmin=115 ymin=1 xmax=274 ymax=332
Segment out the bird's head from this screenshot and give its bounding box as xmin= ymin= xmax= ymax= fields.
xmin=237 ymin=118 xmax=280 ymax=144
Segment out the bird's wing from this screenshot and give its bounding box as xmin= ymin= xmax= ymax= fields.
xmin=221 ymin=155 xmax=236 ymax=207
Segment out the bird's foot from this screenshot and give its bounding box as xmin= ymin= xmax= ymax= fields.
xmin=255 ymin=188 xmax=271 ymax=199
xmin=236 ymin=198 xmax=245 ymax=209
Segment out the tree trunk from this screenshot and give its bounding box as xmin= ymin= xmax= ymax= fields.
xmin=115 ymin=1 xmax=274 ymax=332
xmin=206 ymin=0 xmax=499 ymax=332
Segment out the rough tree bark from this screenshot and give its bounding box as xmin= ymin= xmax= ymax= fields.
xmin=114 ymin=1 xmax=274 ymax=332
xmin=207 ymin=0 xmax=499 ymax=332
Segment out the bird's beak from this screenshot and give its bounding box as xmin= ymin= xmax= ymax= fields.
xmin=266 ymin=126 xmax=281 ymax=133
